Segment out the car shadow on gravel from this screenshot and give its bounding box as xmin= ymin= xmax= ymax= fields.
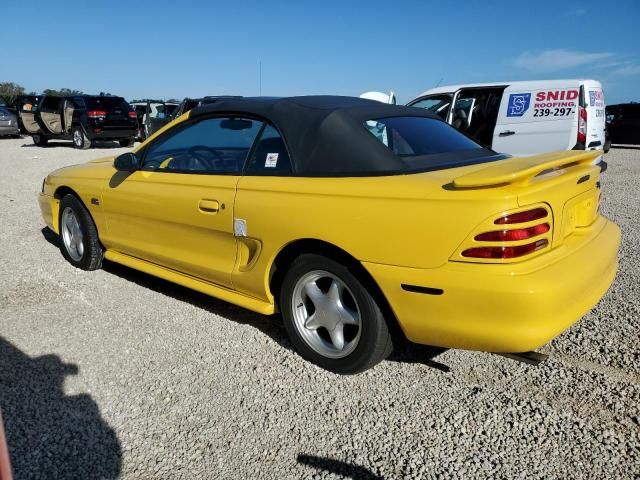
xmin=297 ymin=453 xmax=384 ymax=479
xmin=0 ymin=336 xmax=122 ymax=480
xmin=41 ymin=227 xmax=451 ymax=372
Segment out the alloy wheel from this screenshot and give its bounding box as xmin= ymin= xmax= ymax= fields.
xmin=291 ymin=270 xmax=362 ymax=358
xmin=61 ymin=207 xmax=84 ymax=261
xmin=73 ymin=129 xmax=82 ymax=147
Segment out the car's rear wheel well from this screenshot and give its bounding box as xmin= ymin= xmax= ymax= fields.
xmin=269 ymin=239 xmax=406 ymax=342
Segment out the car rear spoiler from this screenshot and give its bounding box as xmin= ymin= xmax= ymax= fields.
xmin=452 ymin=150 xmax=603 ymax=188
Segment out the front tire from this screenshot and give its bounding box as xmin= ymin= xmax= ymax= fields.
xmin=119 ymin=138 xmax=135 ymax=148
xmin=58 ymin=194 xmax=103 ymax=270
xmin=72 ymin=126 xmax=91 ymax=149
xmin=280 ymin=254 xmax=392 ymax=374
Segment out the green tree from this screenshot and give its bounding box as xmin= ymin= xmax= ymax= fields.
xmin=42 ymin=87 xmax=84 ymax=96
xmin=0 ymin=82 xmax=26 ymax=104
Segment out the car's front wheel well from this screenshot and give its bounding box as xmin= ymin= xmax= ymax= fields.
xmin=52 ymin=187 xmax=102 ymax=246
xmin=53 ymin=185 xmax=79 ymax=201
xmin=269 ymin=239 xmax=406 ymax=342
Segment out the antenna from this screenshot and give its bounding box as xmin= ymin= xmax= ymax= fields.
xmin=434 ymin=78 xmax=443 ymax=88
xmin=259 ymin=61 xmax=262 ymax=96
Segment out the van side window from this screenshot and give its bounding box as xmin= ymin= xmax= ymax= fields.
xmin=244 ymin=125 xmax=292 ymax=175
xmin=410 ymin=95 xmax=452 ymax=121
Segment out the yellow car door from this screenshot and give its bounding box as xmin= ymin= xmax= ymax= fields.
xmin=102 ymin=116 xmax=264 ymax=287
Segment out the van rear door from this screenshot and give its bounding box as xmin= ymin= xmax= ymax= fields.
xmin=582 ymin=81 xmax=606 ymax=149
xmin=492 ymin=82 xmax=580 ymax=156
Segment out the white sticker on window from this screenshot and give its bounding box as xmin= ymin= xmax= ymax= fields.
xmin=265 ymin=153 xmax=279 ymax=168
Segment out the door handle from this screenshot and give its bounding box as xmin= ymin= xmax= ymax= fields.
xmin=198 ymin=199 xmax=219 ymax=213
xmin=499 ymin=130 xmax=516 ymax=137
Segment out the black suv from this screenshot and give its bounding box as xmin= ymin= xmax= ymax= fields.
xmin=20 ymin=94 xmax=138 ymax=148
xmin=606 ymin=103 xmax=640 ymax=146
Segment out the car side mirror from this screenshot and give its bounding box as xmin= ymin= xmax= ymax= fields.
xmin=114 ymin=152 xmax=140 ymax=171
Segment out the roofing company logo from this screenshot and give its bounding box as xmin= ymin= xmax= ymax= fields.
xmin=507 ymin=93 xmax=531 ymax=117
xmin=589 ymin=90 xmax=603 ymax=107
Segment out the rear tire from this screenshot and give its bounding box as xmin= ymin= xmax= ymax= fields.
xmin=58 ymin=194 xmax=103 ymax=270
xmin=32 ymin=134 xmax=48 ymax=146
xmin=72 ymin=126 xmax=91 ymax=150
xmin=119 ymin=138 xmax=135 ymax=148
xmin=280 ymin=254 xmax=392 ymax=374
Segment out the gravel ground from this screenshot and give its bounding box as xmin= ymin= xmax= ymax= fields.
xmin=0 ymin=136 xmax=638 ymax=480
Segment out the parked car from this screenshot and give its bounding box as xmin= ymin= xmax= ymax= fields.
xmin=408 ymin=79 xmax=606 ymax=157
xmin=170 ymin=96 xmax=243 ymax=120
xmin=11 ymin=95 xmax=40 ymax=133
xmin=0 ymin=107 xmax=20 ymax=137
xmin=606 ymin=103 xmax=640 ymax=145
xmin=21 ymin=95 xmax=137 ymax=149
xmin=131 ymin=100 xmax=178 ymax=141
xmin=38 ymin=96 xmax=620 ymax=374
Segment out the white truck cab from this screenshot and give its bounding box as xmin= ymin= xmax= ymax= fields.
xmin=408 ymin=79 xmax=606 ymax=156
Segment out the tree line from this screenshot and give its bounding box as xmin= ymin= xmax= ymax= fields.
xmin=0 ymin=82 xmax=98 ymax=104
xmin=1 ymin=82 xmax=180 ymax=105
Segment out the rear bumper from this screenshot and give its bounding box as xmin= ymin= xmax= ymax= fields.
xmin=0 ymin=125 xmax=19 ymax=136
xmin=86 ymin=128 xmax=137 ymax=141
xmin=364 ymin=217 xmax=621 ymax=352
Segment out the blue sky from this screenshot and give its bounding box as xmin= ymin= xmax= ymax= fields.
xmin=3 ymin=0 xmax=639 ymax=104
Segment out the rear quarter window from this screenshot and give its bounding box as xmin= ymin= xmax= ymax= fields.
xmin=364 ymin=116 xmax=505 ymax=172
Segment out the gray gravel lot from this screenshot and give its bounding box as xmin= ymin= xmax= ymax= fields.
xmin=0 ymin=136 xmax=638 ymax=479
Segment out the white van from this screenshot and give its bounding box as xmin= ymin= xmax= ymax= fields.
xmin=408 ymin=79 xmax=606 ymax=156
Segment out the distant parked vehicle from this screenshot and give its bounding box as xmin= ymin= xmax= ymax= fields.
xmin=12 ymin=95 xmax=40 ymax=133
xmin=131 ymin=100 xmax=178 ymax=141
xmin=408 ymin=79 xmax=606 ymax=157
xmin=171 ymin=96 xmax=243 ymax=120
xmin=606 ymin=103 xmax=640 ymax=145
xmin=21 ymin=95 xmax=138 ymax=149
xmin=0 ymin=107 xmax=20 ymax=137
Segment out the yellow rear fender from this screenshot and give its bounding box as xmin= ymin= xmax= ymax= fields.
xmin=266 ymin=238 xmax=399 ymax=330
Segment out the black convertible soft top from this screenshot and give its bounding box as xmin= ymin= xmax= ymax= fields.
xmin=188 ymin=96 xmax=452 ymax=175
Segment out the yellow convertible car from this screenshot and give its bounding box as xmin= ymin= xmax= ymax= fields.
xmin=38 ymin=96 xmax=620 ymax=373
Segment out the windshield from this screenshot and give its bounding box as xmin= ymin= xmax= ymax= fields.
xmin=363 ymin=116 xmax=504 ymax=172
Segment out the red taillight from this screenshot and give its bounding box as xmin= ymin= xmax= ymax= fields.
xmin=578 ymin=105 xmax=587 ymax=144
xmin=462 ymin=239 xmax=549 ymax=259
xmin=495 ymin=207 xmax=548 ymax=224
xmin=463 ymin=208 xmax=551 ymax=259
xmin=475 ymin=223 xmax=549 ymax=242
xmin=128 ymin=111 xmax=137 ymax=118
xmin=87 ymin=110 xmax=107 ymax=119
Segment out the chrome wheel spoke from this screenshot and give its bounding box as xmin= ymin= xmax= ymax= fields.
xmin=337 ymin=304 xmax=359 ymax=326
xmin=304 ymin=313 xmax=320 ymax=330
xmin=328 ymin=323 xmax=345 ymax=351
xmin=303 ymin=281 xmax=324 ymax=305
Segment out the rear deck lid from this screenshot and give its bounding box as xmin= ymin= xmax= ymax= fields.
xmin=453 ymin=150 xmax=603 ymax=247
xmin=86 ymin=96 xmax=135 ymax=128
